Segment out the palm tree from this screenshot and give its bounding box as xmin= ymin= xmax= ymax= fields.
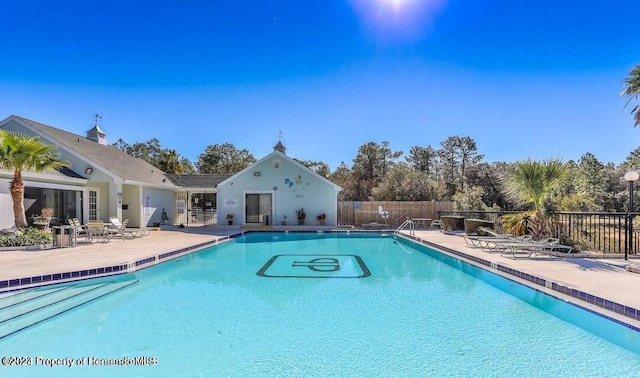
xmin=501 ymin=158 xmax=567 ymax=237
xmin=0 ymin=131 xmax=69 ymax=226
xmin=622 ymin=64 xmax=640 ymax=127
xmin=157 ymin=149 xmax=184 ymax=174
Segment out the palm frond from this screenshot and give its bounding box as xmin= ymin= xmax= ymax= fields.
xmin=502 ymin=158 xmax=566 ymax=211
xmin=0 ymin=131 xmax=68 ymax=172
xmin=501 ymin=212 xmax=531 ymax=236
xmin=622 ymin=64 xmax=640 ymax=127
xmin=0 ymin=130 xmax=69 ymax=226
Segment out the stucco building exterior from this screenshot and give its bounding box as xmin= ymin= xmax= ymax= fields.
xmin=216 ymin=143 xmax=341 ymax=227
xmin=0 ymin=115 xmax=341 ymax=229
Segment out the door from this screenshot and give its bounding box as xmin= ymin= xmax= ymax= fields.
xmin=88 ymin=189 xmax=100 ymax=221
xmin=245 ymin=193 xmax=272 ymax=225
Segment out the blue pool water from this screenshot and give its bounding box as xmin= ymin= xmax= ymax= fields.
xmin=1 ymin=232 xmax=639 ymax=377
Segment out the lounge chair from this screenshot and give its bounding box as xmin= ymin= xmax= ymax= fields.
xmin=465 ymin=234 xmax=533 ymax=249
xmin=464 ymin=226 xmax=531 ymax=249
xmin=108 ymin=218 xmax=138 ymax=240
xmin=109 ymin=217 xmax=151 ymax=238
xmin=477 ymin=227 xmax=513 ymax=238
xmin=498 ymin=240 xmax=573 ymax=259
xmin=478 ymin=233 xmax=571 ymax=258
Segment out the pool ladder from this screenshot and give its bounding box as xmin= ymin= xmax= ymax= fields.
xmin=396 ymin=219 xmax=415 ymax=236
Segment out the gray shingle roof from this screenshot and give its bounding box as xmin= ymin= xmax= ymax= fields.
xmin=165 ymin=174 xmax=230 ymax=189
xmin=15 ymin=116 xmax=174 ymax=188
xmin=0 ymin=166 xmax=86 ymax=180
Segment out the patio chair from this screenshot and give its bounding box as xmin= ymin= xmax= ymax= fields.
xmin=69 ymin=218 xmax=88 ymax=243
xmin=86 ymin=221 xmax=110 ymax=243
xmin=430 ymin=220 xmax=443 ymax=230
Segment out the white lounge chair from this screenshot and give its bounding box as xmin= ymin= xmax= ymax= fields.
xmin=109 ymin=217 xmax=152 ymax=238
xmin=109 ymin=218 xmax=138 ymax=240
xmin=498 ymin=241 xmax=573 ymax=259
xmin=465 ymin=234 xmax=533 ymax=250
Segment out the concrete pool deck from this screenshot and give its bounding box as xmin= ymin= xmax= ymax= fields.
xmin=1 ymin=226 xmax=640 ymax=329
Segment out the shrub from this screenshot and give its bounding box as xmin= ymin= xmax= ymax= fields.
xmin=464 ymin=219 xmax=494 ymax=235
xmin=0 ymin=227 xmax=52 ymax=247
xmin=440 ymin=216 xmax=466 ymax=231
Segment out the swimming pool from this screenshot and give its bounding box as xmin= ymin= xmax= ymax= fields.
xmin=1 ymin=232 xmax=639 ymax=377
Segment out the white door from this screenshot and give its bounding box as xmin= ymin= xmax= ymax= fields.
xmin=88 ymin=189 xmax=100 ymax=221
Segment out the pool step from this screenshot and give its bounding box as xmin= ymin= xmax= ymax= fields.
xmin=0 ymin=278 xmax=138 ymax=339
xmin=0 ymin=285 xmax=72 ymax=311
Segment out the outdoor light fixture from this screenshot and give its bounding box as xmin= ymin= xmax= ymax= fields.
xmin=84 ymin=167 xmax=93 ymax=175
xmin=624 ymin=170 xmax=639 ymax=260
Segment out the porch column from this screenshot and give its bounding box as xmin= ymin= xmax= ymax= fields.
xmin=108 ymin=182 xmax=123 ymax=221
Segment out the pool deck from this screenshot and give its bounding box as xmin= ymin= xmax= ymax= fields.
xmin=1 ymin=226 xmax=640 ymax=329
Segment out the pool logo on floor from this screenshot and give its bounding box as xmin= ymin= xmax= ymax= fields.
xmin=257 ymin=254 xmax=371 ymax=278
xmin=292 ymin=257 xmax=340 ymax=272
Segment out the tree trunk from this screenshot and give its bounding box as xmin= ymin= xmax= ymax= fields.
xmin=10 ymin=169 xmax=27 ymax=227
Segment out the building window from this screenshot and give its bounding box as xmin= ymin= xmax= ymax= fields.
xmin=24 ymin=187 xmax=83 ymax=225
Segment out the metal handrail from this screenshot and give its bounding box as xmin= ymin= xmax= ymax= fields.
xmin=396 ymin=219 xmax=415 ymax=236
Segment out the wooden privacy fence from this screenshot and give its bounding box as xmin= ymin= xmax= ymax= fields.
xmin=338 ymin=201 xmax=454 ymax=227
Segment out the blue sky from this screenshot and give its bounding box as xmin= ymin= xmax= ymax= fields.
xmin=1 ymin=0 xmax=638 ymax=170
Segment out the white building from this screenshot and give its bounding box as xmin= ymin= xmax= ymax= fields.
xmin=0 ymin=115 xmax=175 ymax=228
xmin=0 ymin=115 xmax=342 ymax=229
xmin=216 ymin=142 xmax=341 ymax=226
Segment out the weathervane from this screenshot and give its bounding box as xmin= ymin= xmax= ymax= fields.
xmin=278 ymin=130 xmax=283 ymax=142
xmin=92 ymin=114 xmax=102 ymax=126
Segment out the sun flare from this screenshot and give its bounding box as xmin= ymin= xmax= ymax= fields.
xmin=350 ymin=0 xmax=447 ymax=42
